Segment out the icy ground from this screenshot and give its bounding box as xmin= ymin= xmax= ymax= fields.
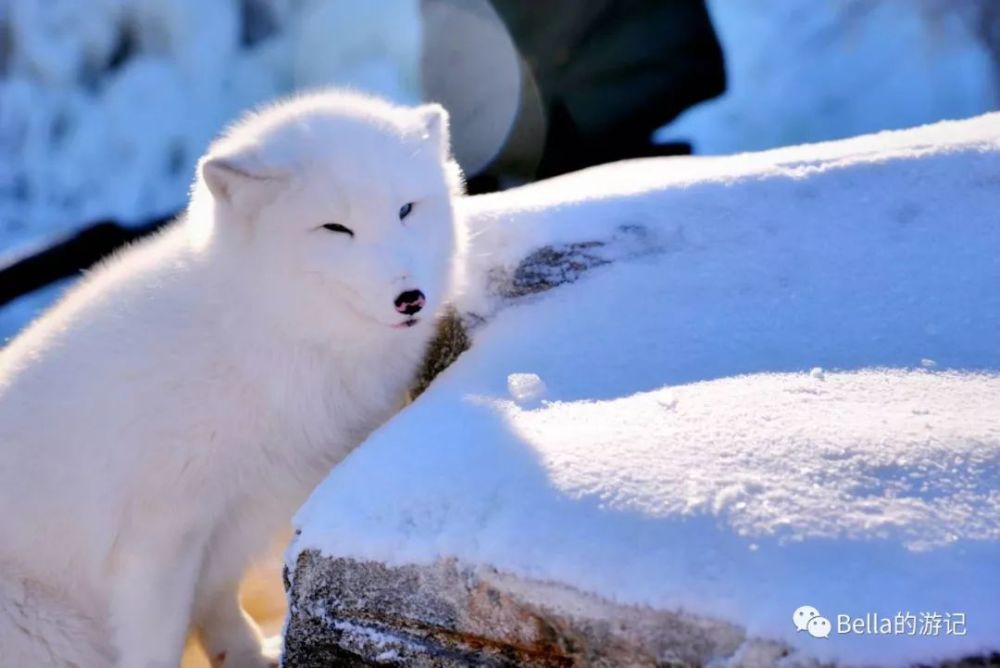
xmin=293 ymin=114 xmax=1000 ymax=665
xmin=659 ymin=0 xmax=999 ymax=153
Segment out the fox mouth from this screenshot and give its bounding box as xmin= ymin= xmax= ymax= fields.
xmin=328 ymin=282 xmax=423 ymax=330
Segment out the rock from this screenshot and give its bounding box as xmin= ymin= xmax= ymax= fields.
xmin=283 ymin=552 xmax=1000 ymax=667
xmin=409 ymin=307 xmax=471 ymax=400
xmin=284 ymin=551 xmax=759 ymax=667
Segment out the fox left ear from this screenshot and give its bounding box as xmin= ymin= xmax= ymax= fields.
xmin=415 ymin=103 xmax=451 ymax=160
xmin=199 ymin=148 xmax=284 ymax=206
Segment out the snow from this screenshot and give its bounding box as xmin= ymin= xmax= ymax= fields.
xmin=0 ymin=0 xmax=420 ymax=248
xmin=293 ymin=114 xmax=1000 ymax=666
xmin=506 ymin=372 xmax=547 ymax=405
xmin=658 ymin=0 xmax=999 ymax=153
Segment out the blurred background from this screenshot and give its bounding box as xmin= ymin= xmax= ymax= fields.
xmin=1 ymin=0 xmax=998 ymax=339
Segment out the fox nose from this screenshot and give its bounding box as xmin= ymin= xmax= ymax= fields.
xmin=394 ymin=289 xmax=425 ymax=315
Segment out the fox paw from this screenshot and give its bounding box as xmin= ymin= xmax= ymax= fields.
xmin=211 ymin=645 xmax=279 ymax=668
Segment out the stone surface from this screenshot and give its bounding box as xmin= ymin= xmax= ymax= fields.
xmin=284 ymin=550 xmax=768 ymax=668
xmin=283 ymin=551 xmax=1000 ymax=667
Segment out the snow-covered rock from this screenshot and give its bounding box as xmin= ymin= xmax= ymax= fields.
xmin=287 ymin=113 xmax=1000 ymax=667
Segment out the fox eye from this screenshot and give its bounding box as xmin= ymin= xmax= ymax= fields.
xmin=399 ymin=202 xmax=414 ymax=220
xmin=321 ymin=223 xmax=354 ymax=237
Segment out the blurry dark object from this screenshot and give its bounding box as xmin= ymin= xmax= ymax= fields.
xmin=421 ymin=0 xmax=725 ymax=193
xmin=421 ymin=0 xmax=524 ymax=180
xmin=0 ymin=215 xmax=173 ymax=308
xmin=500 ymin=0 xmax=723 ymax=172
xmin=470 ymin=0 xmax=725 ymax=191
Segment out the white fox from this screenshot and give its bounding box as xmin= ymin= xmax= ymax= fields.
xmin=0 ymin=91 xmax=464 ymax=667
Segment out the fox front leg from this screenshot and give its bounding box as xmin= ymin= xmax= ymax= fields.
xmin=109 ymin=531 xmax=206 ymax=668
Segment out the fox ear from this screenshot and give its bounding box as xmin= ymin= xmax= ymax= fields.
xmin=415 ymin=103 xmax=451 ymax=159
xmin=199 ymin=149 xmax=282 ymax=204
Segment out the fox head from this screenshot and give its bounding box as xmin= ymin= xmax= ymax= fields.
xmin=194 ymin=91 xmax=464 ymax=344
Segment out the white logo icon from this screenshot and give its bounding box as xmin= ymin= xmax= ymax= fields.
xmin=793 ymin=605 xmax=831 ymax=638
xmin=807 ymin=616 xmax=832 ymax=638
xmin=793 ymin=605 xmax=820 ymax=631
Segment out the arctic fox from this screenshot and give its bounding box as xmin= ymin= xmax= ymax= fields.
xmin=0 ymin=91 xmax=463 ymax=667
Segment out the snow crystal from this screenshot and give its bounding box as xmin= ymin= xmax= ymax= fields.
xmin=506 ymin=372 xmax=547 ymax=405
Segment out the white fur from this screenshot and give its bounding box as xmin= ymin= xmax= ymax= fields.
xmin=0 ymin=90 xmax=464 ymax=668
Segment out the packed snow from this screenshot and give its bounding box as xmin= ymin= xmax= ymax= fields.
xmin=658 ymin=0 xmax=999 ymax=153
xmin=293 ymin=114 xmax=1000 ymax=665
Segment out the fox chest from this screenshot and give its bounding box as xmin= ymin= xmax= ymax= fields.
xmin=230 ymin=354 xmax=411 ymax=466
